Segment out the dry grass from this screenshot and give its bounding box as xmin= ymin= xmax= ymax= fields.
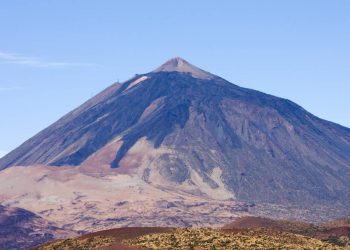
xmin=36 ymin=236 xmax=114 ymax=250
xmin=124 ymin=228 xmax=345 ymax=250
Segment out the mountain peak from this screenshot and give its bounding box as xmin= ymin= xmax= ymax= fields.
xmin=153 ymin=57 xmax=215 ymax=79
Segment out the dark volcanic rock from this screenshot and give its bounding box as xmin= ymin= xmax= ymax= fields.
xmin=0 ymin=205 xmax=64 ymax=250
xmin=1 ymin=57 xmax=350 ymax=209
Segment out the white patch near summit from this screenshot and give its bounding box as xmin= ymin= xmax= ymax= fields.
xmin=125 ymin=76 xmax=148 ymax=90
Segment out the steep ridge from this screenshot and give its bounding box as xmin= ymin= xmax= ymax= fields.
xmin=1 ymin=57 xmax=350 ymax=216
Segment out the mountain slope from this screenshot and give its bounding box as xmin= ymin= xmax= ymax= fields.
xmin=1 ymin=57 xmax=350 ymax=211
xmin=0 ymin=205 xmax=73 ymax=250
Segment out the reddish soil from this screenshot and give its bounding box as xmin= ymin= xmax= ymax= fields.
xmin=79 ymin=227 xmax=175 ymax=250
xmin=222 ymin=216 xmax=309 ymax=231
xmin=223 ymin=216 xmax=278 ymax=229
xmin=222 ymin=216 xmax=350 ymax=241
xmin=318 ymin=226 xmax=350 ymax=239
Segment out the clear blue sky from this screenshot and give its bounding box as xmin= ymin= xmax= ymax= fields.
xmin=0 ymin=0 xmax=349 ymax=157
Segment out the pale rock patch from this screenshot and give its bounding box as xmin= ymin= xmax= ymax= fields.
xmin=125 ymin=76 xmax=148 ymax=90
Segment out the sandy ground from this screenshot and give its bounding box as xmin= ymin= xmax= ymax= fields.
xmin=0 ymin=163 xmax=248 ymax=233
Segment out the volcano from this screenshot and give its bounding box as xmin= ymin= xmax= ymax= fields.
xmin=0 ymin=58 xmax=350 ymax=232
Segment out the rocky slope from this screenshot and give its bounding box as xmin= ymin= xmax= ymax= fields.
xmin=0 ymin=205 xmax=72 ymax=250
xmin=0 ymin=165 xmax=249 ymax=232
xmin=0 ymin=58 xmax=350 ymax=244
xmin=1 ymin=57 xmax=350 ymax=209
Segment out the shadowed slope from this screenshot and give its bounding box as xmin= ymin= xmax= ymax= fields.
xmin=0 ymin=205 xmax=73 ymax=250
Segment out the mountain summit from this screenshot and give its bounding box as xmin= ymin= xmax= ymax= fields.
xmin=1 ymin=58 xmax=350 ymax=224
xmin=154 ymin=57 xmax=215 ymax=79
